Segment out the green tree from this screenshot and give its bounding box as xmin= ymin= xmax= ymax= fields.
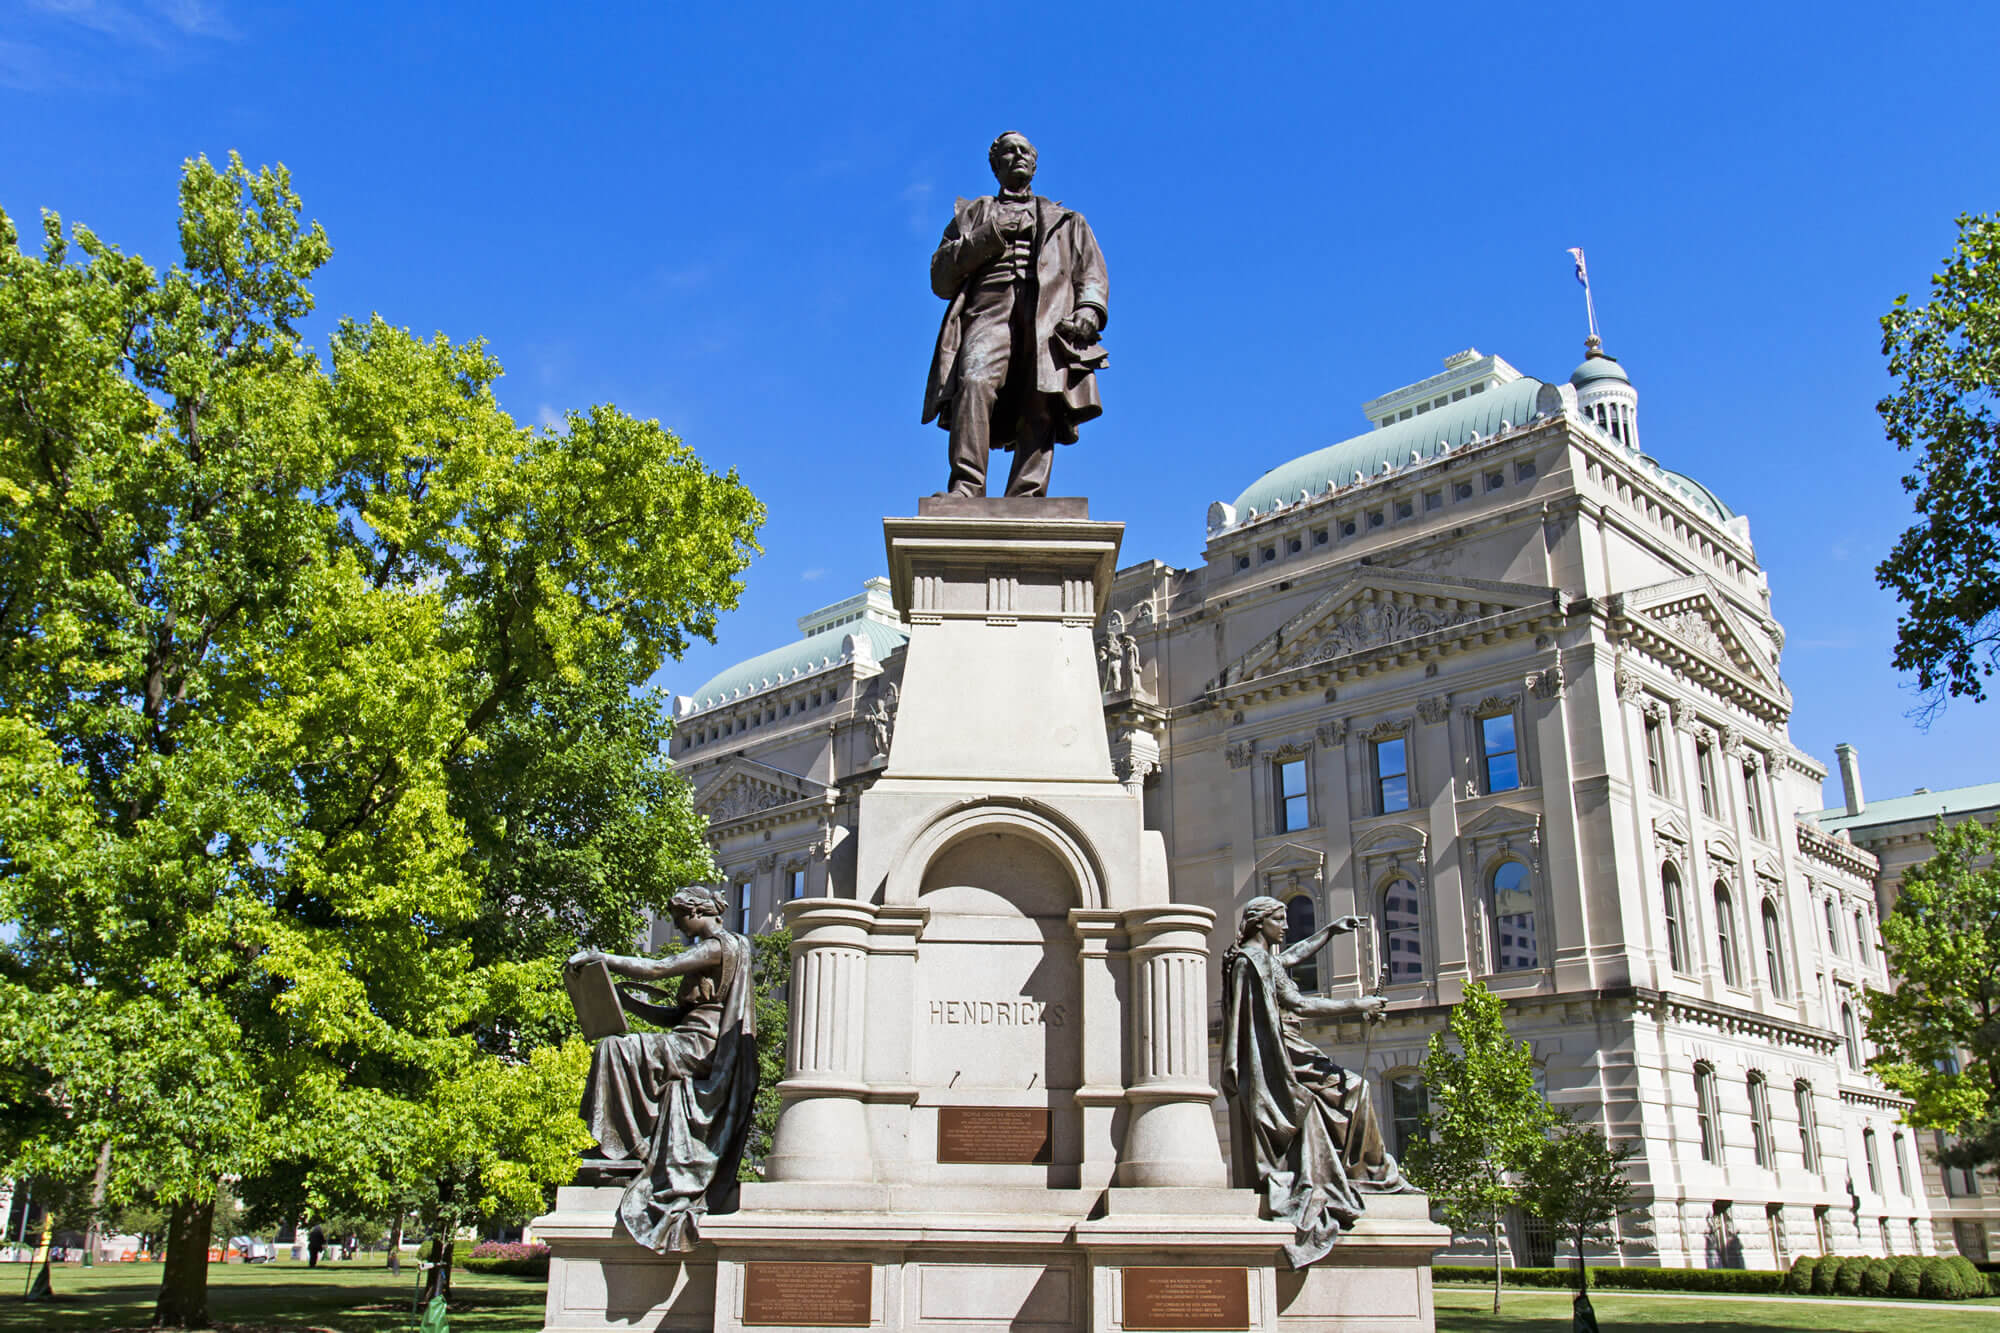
xmin=0 ymin=153 xmax=762 ymax=1326
xmin=1875 ymin=212 xmax=2000 ymax=714
xmin=1517 ymin=1113 xmax=1638 ymax=1314
xmin=1403 ymin=981 xmax=1554 ymax=1313
xmin=1864 ymin=816 xmax=2000 ymax=1182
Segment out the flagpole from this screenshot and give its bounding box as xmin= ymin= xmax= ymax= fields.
xmin=1567 ymin=247 xmax=1600 ymax=344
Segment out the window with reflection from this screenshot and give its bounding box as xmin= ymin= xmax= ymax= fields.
xmin=1285 ymin=893 xmax=1319 ymax=991
xmin=1761 ymin=899 xmax=1788 ymax=998
xmin=1824 ymin=898 xmax=1843 ymax=956
xmin=1795 ymin=1080 xmax=1820 ymax=1172
xmin=1854 ymin=910 xmax=1872 ymax=967
xmin=1841 ymin=1003 xmax=1861 ymax=1068
xmin=1893 ymin=1132 xmax=1910 ymax=1195
xmin=736 ymin=882 xmax=754 ymax=935
xmin=1715 ymin=883 xmax=1740 ymax=986
xmin=1863 ymin=1127 xmax=1881 ymax=1193
xmin=1644 ymin=715 xmax=1670 ymax=795
xmin=1389 ymin=1072 xmax=1427 ymax=1159
xmin=790 ymin=867 xmax=809 ymax=899
xmin=1480 ymin=712 xmax=1519 ymax=792
xmin=1373 ymin=736 xmax=1409 ymax=814
xmin=1695 ymin=1063 xmax=1721 ymax=1162
xmin=1748 ymin=1071 xmax=1773 ymax=1167
xmin=1744 ymin=761 xmax=1766 ymax=838
xmin=1697 ymin=740 xmax=1719 ymax=817
xmin=1382 ymin=878 xmax=1424 ymax=984
xmin=1662 ymin=862 xmax=1690 ymax=973
xmin=1275 ymin=757 xmax=1310 ymax=833
xmin=1490 ymin=860 xmax=1538 ymax=971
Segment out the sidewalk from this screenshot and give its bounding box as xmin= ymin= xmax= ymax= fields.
xmin=1435 ymin=1283 xmax=2000 ymax=1313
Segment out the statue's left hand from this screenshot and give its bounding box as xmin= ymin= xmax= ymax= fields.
xmin=1059 ymin=308 xmax=1101 ymax=343
xmin=568 ymin=948 xmax=608 ymax=971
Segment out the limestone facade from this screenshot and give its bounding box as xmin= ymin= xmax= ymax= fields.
xmin=666 ymin=346 xmax=1948 ymax=1268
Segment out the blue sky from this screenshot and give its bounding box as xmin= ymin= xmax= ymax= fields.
xmin=6 ymin=1 xmax=1998 ymax=808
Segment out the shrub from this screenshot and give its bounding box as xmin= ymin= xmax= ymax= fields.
xmin=462 ymin=1240 xmax=551 ymax=1279
xmin=1810 ymin=1256 xmax=1839 ymax=1294
xmin=1834 ymin=1257 xmax=1867 ymax=1295
xmin=1918 ymin=1256 xmax=1967 ymax=1299
xmin=1889 ymin=1255 xmax=1925 ymax=1298
xmin=1787 ymin=1255 xmax=1819 ymax=1294
xmin=1946 ymin=1255 xmax=1982 ymax=1291
xmin=1860 ymin=1259 xmax=1892 ymax=1296
xmin=1591 ymin=1268 xmax=1786 ymax=1294
xmin=1431 ymin=1265 xmax=1583 ymax=1289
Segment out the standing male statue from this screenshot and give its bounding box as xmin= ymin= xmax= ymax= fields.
xmin=567 ymin=886 xmax=759 ymax=1253
xmin=923 ymin=131 xmax=1109 ymax=497
xmin=1221 ymin=897 xmax=1414 ymax=1268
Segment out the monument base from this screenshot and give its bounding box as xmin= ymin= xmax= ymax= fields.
xmin=533 ymin=1186 xmax=1445 ymax=1332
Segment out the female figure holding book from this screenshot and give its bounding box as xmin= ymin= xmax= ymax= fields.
xmin=566 ymin=886 xmax=758 ymax=1253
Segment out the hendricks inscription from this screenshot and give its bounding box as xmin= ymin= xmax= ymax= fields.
xmin=927 ymin=997 xmax=1067 ymax=1027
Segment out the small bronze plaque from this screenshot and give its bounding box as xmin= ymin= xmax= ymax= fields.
xmin=743 ymin=1261 xmax=871 ymax=1327
xmin=1122 ymin=1266 xmax=1250 ymax=1330
xmin=937 ymin=1105 xmax=1052 ymax=1164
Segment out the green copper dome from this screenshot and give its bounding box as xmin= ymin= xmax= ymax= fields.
xmin=689 ymin=617 xmax=909 ymax=710
xmin=1570 ymin=353 xmax=1631 ymax=388
xmin=1658 ymin=468 xmax=1734 ymax=522
xmin=1229 ymin=376 xmax=1553 ymax=521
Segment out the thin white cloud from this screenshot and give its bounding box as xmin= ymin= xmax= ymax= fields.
xmin=800 ymin=568 xmax=826 ymax=582
xmin=537 ymin=403 xmax=564 ymax=430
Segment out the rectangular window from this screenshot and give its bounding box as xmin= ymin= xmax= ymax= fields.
xmin=1796 ymin=1084 xmax=1820 ymax=1173
xmin=1813 ymin=1206 xmax=1832 ymax=1253
xmin=1644 ymin=716 xmax=1670 ymax=795
xmin=1744 ymin=762 xmax=1766 ymax=838
xmin=1389 ymin=1073 xmax=1426 ymax=1160
xmin=1695 ymin=1066 xmax=1721 ymax=1162
xmin=1395 ymin=498 xmax=1413 ymax=520
xmin=1697 ymin=741 xmax=1719 ymax=817
xmin=790 ymin=868 xmax=808 ymax=899
xmin=1424 ymin=490 xmax=1443 ymax=511
xmin=1485 ymin=470 xmax=1505 ymax=492
xmin=1864 ymin=1130 xmax=1881 ymax=1193
xmin=1480 ymin=712 xmax=1520 ymax=793
xmin=1373 ymin=736 xmax=1409 ymax=814
xmin=1454 ymin=480 xmax=1473 ymax=501
xmin=1515 ymin=460 xmax=1538 ymax=483
xmin=1749 ymin=1075 xmax=1772 ymax=1167
xmin=736 ymin=882 xmax=753 ymax=935
xmin=1276 ymin=758 xmax=1310 ymax=833
xmin=1894 ymin=1133 xmax=1911 ymax=1195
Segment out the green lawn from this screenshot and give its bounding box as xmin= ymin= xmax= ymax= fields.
xmin=0 ymin=1260 xmax=544 ymax=1332
xmin=5 ymin=1262 xmax=1998 ymax=1332
xmin=1434 ymin=1284 xmax=2000 ymax=1332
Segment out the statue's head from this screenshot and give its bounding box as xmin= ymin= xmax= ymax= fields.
xmin=988 ymin=131 xmax=1038 ymax=192
xmin=1239 ymin=895 xmax=1287 ymax=943
xmin=670 ymin=886 xmax=727 ymax=924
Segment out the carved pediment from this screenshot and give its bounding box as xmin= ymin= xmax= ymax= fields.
xmin=1215 ymin=570 xmax=1561 ymax=691
xmin=692 ymin=757 xmax=822 ymax=825
xmin=1254 ymin=841 xmax=1326 ymax=883
xmin=1617 ymin=576 xmax=1786 ymax=697
xmin=1653 ymin=812 xmax=1691 ymax=846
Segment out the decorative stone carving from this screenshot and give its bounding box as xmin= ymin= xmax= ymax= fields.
xmin=1291 ymin=602 xmax=1481 ymax=670
xmin=1316 ymin=719 xmax=1348 ymax=747
xmin=1474 ymin=693 xmax=1518 ymax=718
xmin=1365 ymin=718 xmax=1411 ymax=742
xmin=1528 ymin=666 xmax=1565 ymax=699
xmin=1120 ymin=633 xmax=1143 ymax=697
xmin=864 ymin=681 xmax=899 ymax=761
xmin=1098 ymin=637 xmax=1125 ymax=693
xmin=1225 ymin=740 xmax=1256 ymax=770
xmin=1269 ymin=732 xmax=1313 ymax=760
xmin=1614 ymin=657 xmax=1640 ymax=700
xmin=706 ymin=775 xmax=794 ymax=821
xmin=1660 ymin=608 xmax=1729 ymax=662
xmin=1718 ymin=724 xmax=1741 ymax=755
xmin=757 ymin=853 xmax=778 ymax=873
xmin=1415 ymin=695 xmax=1450 ymax=725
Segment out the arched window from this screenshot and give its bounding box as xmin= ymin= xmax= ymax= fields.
xmin=1794 ymin=1080 xmax=1820 ymax=1172
xmin=1388 ymin=1071 xmax=1427 ymax=1159
xmin=1489 ymin=860 xmax=1538 ymax=971
xmin=1662 ymin=863 xmax=1689 ymax=973
xmin=1824 ymin=898 xmax=1843 ymax=956
xmin=1841 ymin=1002 xmax=1861 ymax=1068
xmin=1285 ymin=894 xmax=1319 ymax=991
xmin=1748 ymin=1071 xmax=1773 ymax=1167
xmin=1694 ymin=1063 xmax=1721 ymax=1162
xmin=1715 ymin=883 xmax=1740 ymax=986
xmin=1761 ymin=898 xmax=1788 ymax=998
xmin=1382 ymin=878 xmax=1424 ymax=984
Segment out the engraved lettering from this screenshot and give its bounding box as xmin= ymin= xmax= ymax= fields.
xmin=924 ymin=997 xmax=1068 ymax=1026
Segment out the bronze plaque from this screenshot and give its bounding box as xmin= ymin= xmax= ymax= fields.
xmin=743 ymin=1261 xmax=871 ymax=1327
xmin=1122 ymin=1266 xmax=1250 ymax=1330
xmin=937 ymin=1105 xmax=1052 ymax=1164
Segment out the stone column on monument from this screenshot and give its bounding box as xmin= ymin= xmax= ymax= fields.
xmin=762 ymin=898 xmax=876 ymax=1183
xmin=1117 ymin=904 xmax=1228 ymax=1188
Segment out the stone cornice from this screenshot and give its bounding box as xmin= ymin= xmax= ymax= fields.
xmin=1795 ymin=819 xmax=1879 ymax=879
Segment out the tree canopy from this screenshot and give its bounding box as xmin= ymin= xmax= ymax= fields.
xmin=1876 ymin=212 xmax=2000 ymax=714
xmin=0 ymin=153 xmax=762 ymax=1325
xmin=1864 ymin=816 xmax=2000 ymax=1180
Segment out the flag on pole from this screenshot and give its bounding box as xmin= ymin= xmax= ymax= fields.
xmin=1567 ymin=247 xmax=1589 ymax=289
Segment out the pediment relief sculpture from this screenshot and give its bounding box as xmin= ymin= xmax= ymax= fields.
xmin=1652 ymin=812 xmax=1691 ymax=846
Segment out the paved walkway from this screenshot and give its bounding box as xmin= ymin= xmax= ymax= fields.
xmin=1436 ymin=1282 xmax=2000 ymax=1312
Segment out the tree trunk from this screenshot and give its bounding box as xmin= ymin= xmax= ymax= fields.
xmin=84 ymin=1139 xmax=112 ymax=1264
xmin=422 ymin=1228 xmax=453 ymax=1306
xmin=153 ymin=1196 xmax=215 ymax=1328
xmin=385 ymin=1213 xmax=403 ymax=1273
xmin=1491 ymin=1205 xmax=1503 ymax=1313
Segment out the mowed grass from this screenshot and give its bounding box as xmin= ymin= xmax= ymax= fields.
xmin=0 ymin=1260 xmax=545 ymax=1332
xmin=1434 ymin=1283 xmax=2000 ymax=1332
xmin=5 ymin=1263 xmax=1998 ymax=1332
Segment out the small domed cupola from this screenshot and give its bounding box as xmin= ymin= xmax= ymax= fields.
xmin=1570 ymin=334 xmax=1639 ymax=450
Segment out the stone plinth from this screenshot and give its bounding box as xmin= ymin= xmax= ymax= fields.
xmin=534 ymin=500 xmax=1447 ymax=1331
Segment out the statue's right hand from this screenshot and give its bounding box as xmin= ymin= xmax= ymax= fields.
xmin=568 ymin=949 xmax=607 ymax=971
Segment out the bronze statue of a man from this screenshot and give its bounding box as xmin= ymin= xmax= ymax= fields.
xmin=922 ymin=131 xmax=1109 ymax=497
xmin=1221 ymin=896 xmax=1414 ymax=1268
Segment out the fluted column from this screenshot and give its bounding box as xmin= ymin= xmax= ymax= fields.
xmin=763 ymin=898 xmax=876 ymax=1182
xmin=1117 ymin=904 xmax=1227 ymax=1187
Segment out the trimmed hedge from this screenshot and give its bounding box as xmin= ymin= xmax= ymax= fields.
xmin=463 ymin=1240 xmax=550 ymax=1280
xmin=1438 ymin=1255 xmax=1987 ymax=1301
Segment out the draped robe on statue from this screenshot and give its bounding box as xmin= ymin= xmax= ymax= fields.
xmin=580 ymin=931 xmax=758 ymax=1253
xmin=1221 ymin=944 xmax=1409 ymax=1268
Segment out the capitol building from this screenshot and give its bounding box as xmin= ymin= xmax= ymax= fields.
xmin=662 ymin=340 xmax=1993 ymax=1269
